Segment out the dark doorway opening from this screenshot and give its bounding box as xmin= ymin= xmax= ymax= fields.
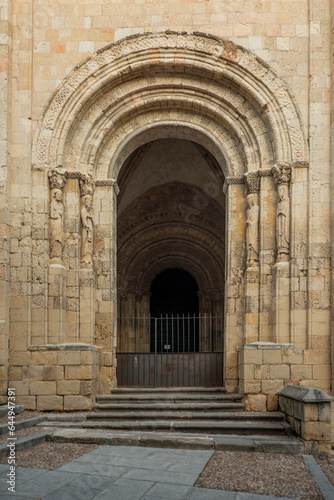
xmin=150 ymin=269 xmax=199 ymax=353
xmin=150 ymin=268 xmax=199 ymax=316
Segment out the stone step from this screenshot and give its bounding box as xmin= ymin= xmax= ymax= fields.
xmin=94 ymin=402 xmax=245 ymax=412
xmin=49 ymin=428 xmax=304 ymax=455
xmin=87 ymin=411 xmax=285 ymax=422
xmin=0 ymin=416 xmax=46 ymax=436
xmin=52 ymin=420 xmax=288 ymax=435
xmin=96 ymin=393 xmax=242 ymax=403
xmin=110 ymin=387 xmax=227 ymax=394
xmin=0 ymin=432 xmax=48 ymax=458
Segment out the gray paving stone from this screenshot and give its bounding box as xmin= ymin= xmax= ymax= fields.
xmin=122 ymin=468 xmax=198 ymax=486
xmin=0 ymin=466 xmax=9 ymax=474
xmin=15 ymin=466 xmax=48 ymax=482
xmin=58 ymin=460 xmax=129 ymax=477
xmin=68 ymin=473 xmax=115 ymax=492
xmin=144 ymin=482 xmax=193 ymax=499
xmin=189 ymin=488 xmax=236 ymax=499
xmin=146 ymin=451 xmax=212 ymax=465
xmin=92 ymin=477 xmax=154 ymax=500
xmin=5 ymin=470 xmax=81 ymax=498
xmin=43 ymin=484 xmax=97 ymax=500
xmin=0 ymin=494 xmax=37 ymax=499
xmin=91 ymin=445 xmax=152 ymax=458
xmin=76 ymin=452 xmax=172 ymax=470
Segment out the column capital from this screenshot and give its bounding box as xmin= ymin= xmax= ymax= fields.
xmin=272 ymin=162 xmax=291 ymax=186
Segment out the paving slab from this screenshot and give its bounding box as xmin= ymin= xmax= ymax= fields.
xmin=92 ymin=477 xmax=154 ymax=500
xmin=122 ymin=467 xmax=199 ymax=485
xmin=144 ymin=482 xmax=193 ymax=499
xmin=58 ymin=460 xmax=129 ymax=477
xmin=4 ymin=470 xmax=81 ymax=498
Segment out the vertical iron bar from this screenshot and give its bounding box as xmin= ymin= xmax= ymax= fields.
xmin=182 ymin=314 xmax=185 ymax=387
xmin=154 ymin=317 xmax=157 ymax=387
xmin=188 ymin=313 xmax=190 ymax=387
xmin=171 ymin=313 xmax=174 ymax=387
xmin=177 ymin=313 xmax=179 ymax=386
xmin=160 ymin=314 xmax=163 ymax=387
xmin=193 ymin=313 xmax=195 ymax=386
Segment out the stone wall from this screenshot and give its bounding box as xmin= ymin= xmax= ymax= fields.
xmin=239 ymin=343 xmax=331 ymax=412
xmin=9 ymin=344 xmax=100 ymax=411
xmin=1 ymin=1 xmax=334 ymax=407
xmin=0 ymin=0 xmax=11 ymax=404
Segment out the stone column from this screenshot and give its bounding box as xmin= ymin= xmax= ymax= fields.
xmin=79 ymin=175 xmax=96 ymax=344
xmin=258 ymin=170 xmax=276 ymax=342
xmin=272 ymin=162 xmax=291 ymax=343
xmin=48 ymin=166 xmax=68 ymax=344
xmin=94 ymin=179 xmax=119 ymax=392
xmin=243 ymin=171 xmax=260 ymax=344
xmin=224 ymin=177 xmax=246 ymax=392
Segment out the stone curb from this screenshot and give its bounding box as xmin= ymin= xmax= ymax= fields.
xmin=302 ymin=455 xmax=334 ymax=500
xmin=0 ymin=432 xmax=48 ymax=458
xmin=48 ymin=429 xmax=304 ymax=454
xmin=0 ymin=416 xmax=46 ymax=435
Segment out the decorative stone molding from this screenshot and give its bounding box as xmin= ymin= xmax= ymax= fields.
xmin=48 ymin=166 xmax=68 ymax=264
xmin=258 ymin=168 xmax=273 ymax=177
xmin=223 ymin=176 xmax=244 ymax=194
xmin=291 ymin=160 xmax=309 ymax=169
xmin=95 ymin=179 xmax=120 ymax=194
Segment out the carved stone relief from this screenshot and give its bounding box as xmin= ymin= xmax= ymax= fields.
xmin=79 ymin=175 xmax=95 ymax=269
xmin=48 ymin=166 xmax=68 ymax=264
xmin=272 ymin=162 xmax=291 ymax=263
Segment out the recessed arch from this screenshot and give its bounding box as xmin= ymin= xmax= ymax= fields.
xmin=33 ymin=31 xmax=308 ymax=180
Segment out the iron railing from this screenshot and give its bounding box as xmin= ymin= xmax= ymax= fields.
xmin=116 ymin=314 xmax=224 ymax=387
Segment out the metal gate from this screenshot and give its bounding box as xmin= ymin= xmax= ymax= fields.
xmin=116 ymin=314 xmax=224 ymax=387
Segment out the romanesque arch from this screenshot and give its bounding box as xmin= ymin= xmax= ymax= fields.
xmin=31 ymin=32 xmax=308 ymax=393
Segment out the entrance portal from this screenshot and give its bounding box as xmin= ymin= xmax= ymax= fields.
xmin=116 ymin=138 xmax=225 ymax=387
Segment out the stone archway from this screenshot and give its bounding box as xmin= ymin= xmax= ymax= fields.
xmin=32 ymin=32 xmax=308 ymax=395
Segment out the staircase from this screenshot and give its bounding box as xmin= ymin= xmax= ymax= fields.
xmin=45 ymin=388 xmax=305 ymax=454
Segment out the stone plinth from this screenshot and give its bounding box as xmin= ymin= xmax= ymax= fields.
xmin=279 ymin=385 xmax=332 ymax=457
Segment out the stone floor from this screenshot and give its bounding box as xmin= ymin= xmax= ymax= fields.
xmin=0 ymin=445 xmax=333 ymax=499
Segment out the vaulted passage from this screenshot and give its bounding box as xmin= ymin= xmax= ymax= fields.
xmin=116 ymin=138 xmax=225 ymax=386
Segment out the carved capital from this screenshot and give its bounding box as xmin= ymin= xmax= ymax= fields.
xmin=79 ymin=174 xmax=95 ymax=198
xmin=272 ymin=162 xmax=291 ymax=186
xmin=244 ymin=171 xmax=260 ymax=194
xmin=48 ymin=165 xmax=68 ymax=190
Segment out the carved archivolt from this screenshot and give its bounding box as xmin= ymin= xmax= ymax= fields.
xmin=33 ymin=32 xmax=308 ymax=183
